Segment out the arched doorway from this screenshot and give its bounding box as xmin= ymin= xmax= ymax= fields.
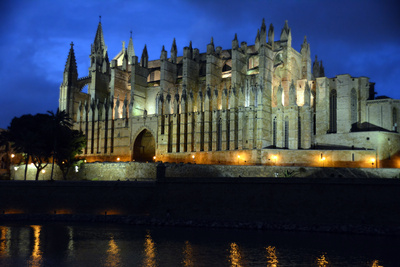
xmin=133 ymin=129 xmax=155 ymax=162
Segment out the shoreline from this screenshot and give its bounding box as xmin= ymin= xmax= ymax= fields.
xmin=1 ymin=213 xmax=398 ymax=236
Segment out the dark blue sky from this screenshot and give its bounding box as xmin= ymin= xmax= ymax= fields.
xmin=0 ymin=0 xmax=399 ymax=129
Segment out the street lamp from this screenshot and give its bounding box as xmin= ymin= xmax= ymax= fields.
xmin=272 ymin=155 xmax=278 ymax=165
xmin=237 ymin=155 xmax=240 ymax=165
xmin=192 ymin=155 xmax=195 ymax=163
xmin=371 ymin=158 xmax=375 ymax=168
xmin=321 ymin=157 xmax=326 ymax=167
xmin=153 ymin=156 xmax=156 ymax=162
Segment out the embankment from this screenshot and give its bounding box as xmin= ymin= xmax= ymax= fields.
xmin=1 ymin=177 xmax=400 ymax=235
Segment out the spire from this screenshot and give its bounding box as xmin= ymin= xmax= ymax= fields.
xmin=127 ymin=31 xmax=135 ymax=64
xmin=93 ymin=20 xmax=106 ymax=53
xmin=64 ymin=42 xmax=78 ymax=74
xmin=63 ymin=42 xmax=78 ymax=85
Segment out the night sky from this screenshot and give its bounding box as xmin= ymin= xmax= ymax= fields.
xmin=0 ymin=0 xmax=399 ymax=129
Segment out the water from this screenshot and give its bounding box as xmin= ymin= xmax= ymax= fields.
xmin=0 ymin=222 xmax=398 ymax=266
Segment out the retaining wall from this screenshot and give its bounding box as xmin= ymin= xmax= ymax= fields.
xmin=11 ymin=161 xmax=400 ymax=181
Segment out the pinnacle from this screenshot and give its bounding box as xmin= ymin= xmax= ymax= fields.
xmin=261 ymin=18 xmax=266 ymax=31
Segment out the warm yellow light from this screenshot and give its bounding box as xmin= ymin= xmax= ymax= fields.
xmin=371 ymin=158 xmax=375 ymax=163
xmin=272 ymin=156 xmax=277 ymax=160
xmin=117 ymin=158 xmax=120 ymax=161
xmin=153 ymin=156 xmax=156 ymax=160
xmin=11 ymin=154 xmax=15 ymax=158
xmin=41 ymin=170 xmax=45 ymax=174
xmin=238 ymin=155 xmax=240 ymax=159
xmin=192 ymin=155 xmax=195 ymax=159
xmin=321 ymin=157 xmax=326 ymax=161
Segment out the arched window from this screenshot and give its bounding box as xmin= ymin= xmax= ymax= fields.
xmin=329 ymin=89 xmax=337 ymax=133
xmin=273 ymin=117 xmax=277 ymax=147
xmin=351 ymin=88 xmax=357 ymax=125
xmin=393 ymin=107 xmax=398 ymax=132
xmin=284 ymin=116 xmax=289 ymax=149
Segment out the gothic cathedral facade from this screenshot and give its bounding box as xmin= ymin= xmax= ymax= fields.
xmin=59 ymin=20 xmax=400 ymax=168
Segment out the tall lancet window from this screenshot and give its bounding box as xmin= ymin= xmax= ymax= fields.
xmin=273 ymin=117 xmax=277 ymax=147
xmin=284 ymin=116 xmax=289 ymax=149
xmin=329 ymin=89 xmax=337 ymax=133
xmin=298 ymin=116 xmax=301 ymax=149
xmin=217 ymin=117 xmax=222 ymax=151
xmin=393 ymin=107 xmax=398 ymax=132
xmin=350 ymin=88 xmax=357 ymax=126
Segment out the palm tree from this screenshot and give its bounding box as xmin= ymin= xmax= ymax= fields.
xmin=48 ymin=109 xmax=72 ymax=180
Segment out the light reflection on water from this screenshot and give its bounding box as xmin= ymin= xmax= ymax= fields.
xmin=143 ymin=231 xmax=157 ymax=267
xmin=265 ymin=245 xmax=278 ymax=267
xmin=181 ymin=240 xmax=194 ymax=267
xmin=28 ymin=225 xmax=42 ymax=267
xmin=0 ymin=223 xmax=397 ymax=266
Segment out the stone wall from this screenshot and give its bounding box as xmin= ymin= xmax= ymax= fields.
xmin=11 ymin=161 xmax=400 ymax=181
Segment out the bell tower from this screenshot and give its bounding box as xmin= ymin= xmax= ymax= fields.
xmin=88 ymin=17 xmax=110 ymax=102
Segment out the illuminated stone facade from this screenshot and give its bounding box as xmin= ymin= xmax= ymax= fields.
xmin=59 ymin=20 xmax=400 ymax=167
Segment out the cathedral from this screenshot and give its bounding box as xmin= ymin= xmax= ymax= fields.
xmin=59 ymin=19 xmax=400 ymax=168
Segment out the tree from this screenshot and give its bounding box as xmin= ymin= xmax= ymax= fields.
xmin=5 ymin=111 xmax=86 ymax=180
xmin=54 ymin=128 xmax=86 ymax=180
xmin=7 ymin=114 xmax=53 ymax=180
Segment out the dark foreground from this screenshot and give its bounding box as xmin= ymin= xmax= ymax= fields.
xmin=1 ymin=177 xmax=400 ymax=235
